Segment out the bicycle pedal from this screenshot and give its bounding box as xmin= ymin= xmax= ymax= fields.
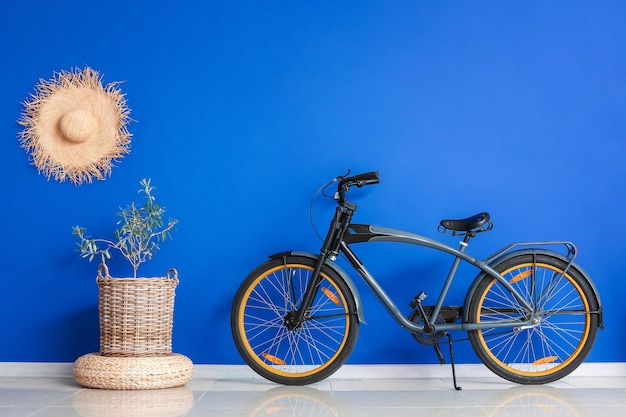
xmin=409 ymin=291 xmax=427 ymax=309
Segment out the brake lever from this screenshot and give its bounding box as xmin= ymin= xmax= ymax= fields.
xmin=335 ymin=169 xmax=351 ymax=182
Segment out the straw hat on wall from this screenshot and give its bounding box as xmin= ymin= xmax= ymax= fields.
xmin=18 ymin=67 xmax=132 ymax=185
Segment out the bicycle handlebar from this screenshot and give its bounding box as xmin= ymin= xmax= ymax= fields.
xmin=335 ymin=171 xmax=380 ymax=205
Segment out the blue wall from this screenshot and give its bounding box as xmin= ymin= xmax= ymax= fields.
xmin=1 ymin=1 xmax=624 ymax=366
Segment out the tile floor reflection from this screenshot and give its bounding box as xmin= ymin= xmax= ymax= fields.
xmin=0 ymin=371 xmax=625 ymax=416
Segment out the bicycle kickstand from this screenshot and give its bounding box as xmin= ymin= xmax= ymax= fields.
xmin=434 ymin=334 xmax=462 ymax=391
xmin=445 ymin=333 xmax=462 ymax=391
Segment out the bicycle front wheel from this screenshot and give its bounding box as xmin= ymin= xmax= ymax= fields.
xmin=468 ymin=253 xmax=599 ymax=384
xmin=231 ymin=255 xmax=359 ymax=385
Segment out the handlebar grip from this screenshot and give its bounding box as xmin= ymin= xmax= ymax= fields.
xmin=335 ymin=170 xmax=380 ymax=204
xmin=351 ymin=171 xmax=380 ymax=187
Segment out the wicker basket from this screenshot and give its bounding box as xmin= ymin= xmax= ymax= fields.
xmin=97 ymin=264 xmax=178 ymax=357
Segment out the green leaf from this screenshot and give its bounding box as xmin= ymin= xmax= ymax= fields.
xmin=72 ymin=178 xmax=178 ymax=276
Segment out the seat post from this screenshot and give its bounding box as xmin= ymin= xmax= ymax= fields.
xmin=459 ymin=231 xmax=473 ymax=250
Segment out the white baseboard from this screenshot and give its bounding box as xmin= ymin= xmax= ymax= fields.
xmin=1 ymin=361 xmax=625 ymax=379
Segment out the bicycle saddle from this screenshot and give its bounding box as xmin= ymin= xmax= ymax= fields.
xmin=439 ymin=212 xmax=491 ymax=233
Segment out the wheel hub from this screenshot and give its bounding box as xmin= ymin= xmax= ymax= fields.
xmin=283 ymin=311 xmax=302 ymax=331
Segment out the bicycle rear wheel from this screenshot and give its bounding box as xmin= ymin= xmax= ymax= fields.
xmin=231 ymin=255 xmax=359 ymax=385
xmin=468 ymin=253 xmax=599 ymax=384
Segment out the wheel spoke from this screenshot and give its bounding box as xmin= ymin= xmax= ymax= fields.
xmin=233 ymin=259 xmax=358 ymax=384
xmin=469 ymin=255 xmax=597 ymax=383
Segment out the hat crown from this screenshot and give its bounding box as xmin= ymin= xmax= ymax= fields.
xmin=59 ymin=109 xmax=96 ymax=143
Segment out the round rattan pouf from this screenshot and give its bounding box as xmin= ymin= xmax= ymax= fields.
xmin=74 ymin=353 xmax=193 ymax=390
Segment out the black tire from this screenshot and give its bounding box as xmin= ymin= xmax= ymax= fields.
xmin=468 ymin=253 xmax=599 ymax=384
xmin=231 ymin=255 xmax=359 ymax=385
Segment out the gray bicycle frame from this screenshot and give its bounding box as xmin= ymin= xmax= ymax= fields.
xmin=339 ymin=224 xmax=576 ymax=334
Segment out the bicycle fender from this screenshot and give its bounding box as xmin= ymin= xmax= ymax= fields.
xmin=269 ymin=251 xmax=366 ymax=324
xmin=462 ymin=248 xmax=603 ymax=328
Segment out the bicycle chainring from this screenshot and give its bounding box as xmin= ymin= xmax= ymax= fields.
xmin=408 ymin=309 xmax=446 ymax=346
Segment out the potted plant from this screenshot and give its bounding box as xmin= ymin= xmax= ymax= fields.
xmin=72 ymin=178 xmax=179 ymax=356
xmin=72 ymin=179 xmax=192 ymax=390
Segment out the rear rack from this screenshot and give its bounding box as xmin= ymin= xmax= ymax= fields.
xmin=484 ymin=241 xmax=578 ymax=276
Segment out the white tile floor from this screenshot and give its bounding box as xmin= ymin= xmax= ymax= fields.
xmin=1 ymin=364 xmax=625 ymax=416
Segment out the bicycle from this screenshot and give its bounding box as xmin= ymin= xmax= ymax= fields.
xmin=231 ymin=171 xmax=603 ymax=389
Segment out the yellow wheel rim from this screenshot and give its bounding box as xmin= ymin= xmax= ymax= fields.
xmin=475 ymin=262 xmax=591 ymax=377
xmin=237 ymin=264 xmax=351 ymax=378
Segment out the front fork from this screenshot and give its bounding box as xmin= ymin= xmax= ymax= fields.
xmin=287 ymin=205 xmax=355 ymax=330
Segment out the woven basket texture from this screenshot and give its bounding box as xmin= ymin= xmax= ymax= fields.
xmin=97 ymin=270 xmax=178 ymax=357
xmin=73 ymin=353 xmax=193 ymax=390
